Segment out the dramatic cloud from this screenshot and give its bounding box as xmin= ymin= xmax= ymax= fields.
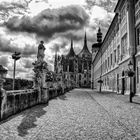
xmin=0 ymin=56 xmax=9 ymax=67
xmin=0 ymin=36 xmax=37 ymax=57
xmin=0 ymin=0 xmax=117 ymax=79
xmin=5 ymin=5 xmax=89 ymax=39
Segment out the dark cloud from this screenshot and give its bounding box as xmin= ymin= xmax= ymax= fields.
xmin=0 ymin=56 xmax=9 ymax=67
xmin=5 ymin=5 xmax=89 ymax=39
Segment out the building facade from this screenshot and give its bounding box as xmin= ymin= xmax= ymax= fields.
xmin=54 ymin=33 xmax=92 ymax=88
xmin=92 ymin=0 xmax=137 ymax=94
xmin=135 ymin=0 xmax=140 ymax=94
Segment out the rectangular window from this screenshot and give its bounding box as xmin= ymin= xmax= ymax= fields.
xmin=117 ymin=45 xmax=120 ymax=63
xmin=114 ymin=50 xmax=116 ymax=63
xmin=108 ymin=57 xmax=109 ymax=69
xmin=111 ymin=54 xmax=113 ymax=66
xmin=137 ymin=28 xmax=140 ymax=46
xmin=137 ymin=67 xmax=139 ymax=83
xmin=121 ymin=33 xmax=127 ymax=57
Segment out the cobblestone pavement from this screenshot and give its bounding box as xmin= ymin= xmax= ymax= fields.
xmin=1 ymin=89 xmax=140 ymax=140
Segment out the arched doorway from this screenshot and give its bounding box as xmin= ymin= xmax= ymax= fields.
xmin=121 ymin=71 xmax=125 ymax=95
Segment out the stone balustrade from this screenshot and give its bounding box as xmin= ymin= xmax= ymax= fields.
xmin=0 ymin=85 xmax=73 ymax=121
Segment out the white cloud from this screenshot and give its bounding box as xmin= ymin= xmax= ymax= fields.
xmin=90 ymin=5 xmax=108 ymax=20
xmin=48 ymin=0 xmax=86 ymax=8
xmin=28 ymin=1 xmax=50 ymax=16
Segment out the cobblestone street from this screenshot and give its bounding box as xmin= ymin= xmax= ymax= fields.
xmin=1 ymin=89 xmax=140 ymax=140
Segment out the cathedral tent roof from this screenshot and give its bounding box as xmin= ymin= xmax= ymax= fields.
xmin=78 ymin=32 xmax=91 ymax=57
xmin=66 ymin=39 xmax=76 ymax=57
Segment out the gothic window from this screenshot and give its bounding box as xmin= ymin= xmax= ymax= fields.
xmin=63 ymin=64 xmax=67 ymax=72
xmin=89 ymin=62 xmax=91 ymax=70
xmin=84 ymin=62 xmax=87 ymax=70
xmin=78 ymin=60 xmax=82 ymax=73
xmin=84 ymin=80 xmax=86 ymax=85
xmin=79 ymin=75 xmax=81 ymax=81
xmin=84 ymin=73 xmax=86 ymax=78
xmin=69 ymin=60 xmax=74 ymax=72
xmin=89 ymin=73 xmax=91 ymax=78
xmin=71 ymin=75 xmax=73 ymax=79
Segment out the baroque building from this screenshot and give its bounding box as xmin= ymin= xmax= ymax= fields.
xmin=54 ymin=33 xmax=92 ymax=88
xmin=135 ymin=0 xmax=140 ymax=94
xmin=92 ymin=0 xmax=137 ymax=95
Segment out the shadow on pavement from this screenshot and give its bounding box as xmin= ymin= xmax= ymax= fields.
xmin=95 ymin=91 xmax=116 ymax=95
xmin=17 ymin=104 xmax=48 ymax=137
xmin=132 ymin=101 xmax=140 ymax=105
xmin=58 ymin=94 xmax=67 ymax=100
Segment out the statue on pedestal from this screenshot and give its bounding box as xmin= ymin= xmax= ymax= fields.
xmin=32 ymin=41 xmax=48 ymax=88
xmin=37 ymin=41 xmax=45 ymax=63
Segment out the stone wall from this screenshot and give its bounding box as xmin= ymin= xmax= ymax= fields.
xmin=0 ymin=86 xmax=73 ymax=121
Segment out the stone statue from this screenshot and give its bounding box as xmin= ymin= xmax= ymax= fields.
xmin=32 ymin=41 xmax=49 ymax=88
xmin=37 ymin=41 xmax=45 ymax=62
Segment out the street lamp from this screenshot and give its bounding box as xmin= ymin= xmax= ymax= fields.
xmin=12 ymin=52 xmax=21 ymax=90
xmin=128 ymin=61 xmax=133 ymax=70
xmin=127 ymin=60 xmax=135 ymax=103
xmin=97 ymin=47 xmax=103 ymax=92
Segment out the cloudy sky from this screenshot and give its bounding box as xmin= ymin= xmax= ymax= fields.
xmin=0 ymin=0 xmax=117 ymax=80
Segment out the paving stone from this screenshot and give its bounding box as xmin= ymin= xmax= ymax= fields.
xmin=1 ymin=89 xmax=140 ymax=139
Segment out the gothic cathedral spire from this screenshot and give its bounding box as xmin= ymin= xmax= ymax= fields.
xmin=66 ymin=38 xmax=76 ymax=57
xmin=84 ymin=31 xmax=87 ymax=47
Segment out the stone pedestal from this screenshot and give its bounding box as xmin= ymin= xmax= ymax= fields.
xmin=0 ymin=79 xmax=6 ymax=120
xmin=41 ymin=87 xmax=49 ymax=104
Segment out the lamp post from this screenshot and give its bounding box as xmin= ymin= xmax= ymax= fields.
xmin=12 ymin=52 xmax=21 ymax=90
xmin=97 ymin=47 xmax=103 ymax=92
xmin=127 ymin=60 xmax=135 ymax=103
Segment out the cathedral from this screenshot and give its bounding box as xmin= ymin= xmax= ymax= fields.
xmin=54 ymin=32 xmax=92 ymax=88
